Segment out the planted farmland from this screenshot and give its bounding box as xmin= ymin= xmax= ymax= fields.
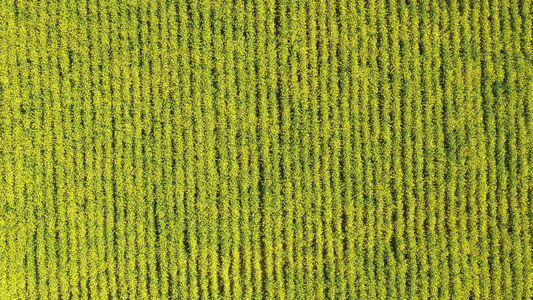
xmin=0 ymin=0 xmax=532 ymax=299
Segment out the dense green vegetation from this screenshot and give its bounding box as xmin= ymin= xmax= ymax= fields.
xmin=1 ymin=0 xmax=532 ymax=298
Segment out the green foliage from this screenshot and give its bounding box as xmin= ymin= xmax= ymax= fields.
xmin=0 ymin=0 xmax=532 ymax=298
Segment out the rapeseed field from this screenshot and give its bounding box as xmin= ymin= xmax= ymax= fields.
xmin=1 ymin=0 xmax=532 ymax=298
